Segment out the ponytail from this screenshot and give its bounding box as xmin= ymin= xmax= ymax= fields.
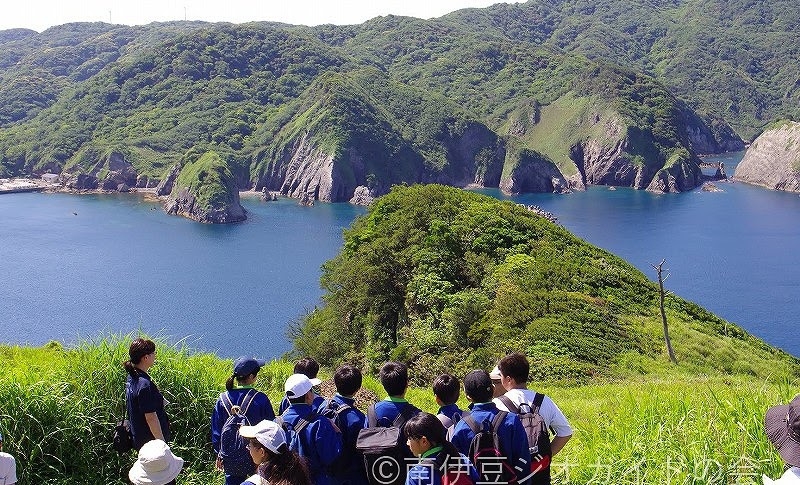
xmin=225 ymin=373 xmax=236 ymax=391
xmin=123 ymin=360 xmax=138 ymax=378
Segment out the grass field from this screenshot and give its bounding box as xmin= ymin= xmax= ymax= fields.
xmin=0 ymin=335 xmax=796 ymax=484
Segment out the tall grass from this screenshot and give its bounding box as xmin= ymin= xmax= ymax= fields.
xmin=1 ymin=336 xmax=797 ymax=483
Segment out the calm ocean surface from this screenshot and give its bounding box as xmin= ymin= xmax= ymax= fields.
xmin=2 ymin=151 xmax=799 ymax=358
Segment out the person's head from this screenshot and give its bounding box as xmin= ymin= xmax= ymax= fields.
xmin=124 ymin=338 xmax=156 ymax=376
xmin=294 ymin=357 xmax=320 ymax=380
xmin=285 ymin=373 xmax=320 ymax=405
xmin=128 ymin=439 xmax=183 ymax=485
xmin=463 ymin=370 xmax=494 ymax=404
xmin=226 ymin=356 xmax=266 ymax=391
xmin=240 ymin=420 xmax=312 ymax=485
xmin=489 ymin=366 xmax=505 ymax=398
xmin=765 ymin=395 xmax=800 ymax=467
xmin=432 ymin=374 xmax=460 ymax=406
xmin=404 ymin=412 xmax=446 ymax=457
xmin=240 ymin=419 xmax=287 ymax=465
xmin=498 ymin=353 xmax=529 ymax=390
xmin=379 ymin=361 xmax=409 ymax=397
xmin=334 ymin=364 xmax=362 ymax=398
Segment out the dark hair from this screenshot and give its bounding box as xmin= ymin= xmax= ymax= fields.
xmin=294 ymin=358 xmax=320 ymax=379
xmin=379 ymin=361 xmax=409 ymax=397
xmin=498 ymin=353 xmax=529 ymax=384
xmin=334 ymin=364 xmax=362 ymax=397
xmin=257 ymin=442 xmax=313 ymax=485
xmin=404 ymin=412 xmax=461 ymax=464
xmin=123 ymin=338 xmax=156 ymax=377
xmin=432 ymin=374 xmax=460 ymax=405
xmin=226 ymin=368 xmax=260 ymax=391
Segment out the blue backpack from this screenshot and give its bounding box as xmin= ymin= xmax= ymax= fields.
xmin=219 ymin=389 xmax=259 ymax=477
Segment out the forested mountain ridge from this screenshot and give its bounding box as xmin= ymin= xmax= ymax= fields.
xmin=0 ymin=0 xmax=793 ymax=201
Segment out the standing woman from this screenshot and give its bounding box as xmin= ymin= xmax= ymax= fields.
xmin=212 ymin=357 xmax=276 ymax=485
xmin=124 ymin=338 xmax=170 ymax=450
xmin=238 ymin=420 xmax=312 ymax=485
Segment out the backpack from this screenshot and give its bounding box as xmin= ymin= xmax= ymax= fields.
xmin=462 ymin=411 xmax=519 ymax=485
xmin=318 ymin=399 xmax=355 ymax=478
xmin=423 ymin=453 xmax=476 ymax=485
xmin=219 ymin=388 xmax=259 ymax=477
xmin=437 ymin=411 xmax=462 ymax=441
xmin=497 ymin=393 xmax=552 ymax=479
xmin=356 ymin=404 xmax=419 ymax=485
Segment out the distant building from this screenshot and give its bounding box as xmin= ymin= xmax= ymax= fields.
xmin=42 ymin=173 xmax=60 ymax=184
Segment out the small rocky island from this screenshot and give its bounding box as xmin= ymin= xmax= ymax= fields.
xmin=734 ymin=121 xmax=800 ymax=192
xmin=161 ymin=151 xmax=247 ymax=223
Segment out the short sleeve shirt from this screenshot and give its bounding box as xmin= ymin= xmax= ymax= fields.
xmin=126 ymin=370 xmax=170 ymax=448
xmin=0 ymin=452 xmax=17 ymax=485
xmin=493 ymin=389 xmax=573 ymax=437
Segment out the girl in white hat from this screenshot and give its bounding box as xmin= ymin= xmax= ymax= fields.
xmin=238 ymin=420 xmax=312 ymax=485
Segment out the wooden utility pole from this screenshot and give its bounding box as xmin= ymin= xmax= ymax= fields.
xmin=652 ymin=259 xmax=678 ymax=364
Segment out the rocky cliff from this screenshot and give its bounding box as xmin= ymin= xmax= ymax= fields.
xmin=734 ymin=121 xmax=800 ymax=192
xmin=163 ymin=151 xmax=246 ymax=224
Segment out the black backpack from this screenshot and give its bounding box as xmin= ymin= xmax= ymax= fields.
xmin=497 ymin=393 xmax=552 ymax=480
xmin=318 ymin=399 xmax=356 ymax=478
xmin=462 ymin=411 xmax=519 ymax=485
xmin=218 ymin=389 xmax=259 ymax=477
xmin=356 ymin=404 xmax=419 ymax=485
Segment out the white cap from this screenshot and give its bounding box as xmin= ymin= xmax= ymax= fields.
xmin=284 ymin=373 xmax=321 ymax=399
xmin=489 ymin=366 xmax=502 ymax=380
xmin=239 ymin=419 xmax=287 ymax=454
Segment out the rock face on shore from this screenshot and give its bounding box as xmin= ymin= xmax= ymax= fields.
xmin=734 ymin=121 xmax=800 ymax=192
xmin=163 ymin=151 xmax=246 ymax=223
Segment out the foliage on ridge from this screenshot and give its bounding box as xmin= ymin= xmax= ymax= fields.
xmin=292 ymin=185 xmax=798 ymax=384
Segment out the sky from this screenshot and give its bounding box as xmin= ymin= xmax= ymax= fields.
xmin=0 ymin=0 xmax=526 ymax=32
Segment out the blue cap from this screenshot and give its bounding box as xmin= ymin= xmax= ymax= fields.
xmin=233 ymin=356 xmax=266 ymax=377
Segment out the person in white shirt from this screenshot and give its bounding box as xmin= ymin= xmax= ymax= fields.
xmin=763 ymin=395 xmax=800 ymax=484
xmin=493 ymin=353 xmax=572 ymax=485
xmin=0 ymin=431 xmax=17 ymax=485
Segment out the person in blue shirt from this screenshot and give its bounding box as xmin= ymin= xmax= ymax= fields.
xmin=280 ymin=374 xmax=342 ymax=485
xmin=450 ymin=370 xmax=530 ymax=485
xmin=124 ymin=338 xmax=170 ymax=450
xmin=211 ymin=356 xmax=276 ymax=485
xmin=432 ymin=374 xmax=463 ymax=427
xmin=318 ymin=364 xmax=367 ymax=485
xmin=278 ymin=358 xmax=325 ymax=414
xmin=364 ymin=361 xmax=421 ymax=432
xmin=404 ymin=412 xmax=478 ymax=485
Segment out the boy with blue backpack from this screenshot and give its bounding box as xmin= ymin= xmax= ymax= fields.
xmin=450 ymin=370 xmax=530 ymax=485
xmin=278 ymin=373 xmax=342 ymax=485
xmin=318 ymin=364 xmax=367 ymax=485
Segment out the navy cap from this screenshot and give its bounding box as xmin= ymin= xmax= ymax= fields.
xmin=233 ymin=356 xmax=266 ymax=377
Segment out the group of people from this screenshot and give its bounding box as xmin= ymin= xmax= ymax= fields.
xmin=122 ymin=337 xmax=800 ymax=485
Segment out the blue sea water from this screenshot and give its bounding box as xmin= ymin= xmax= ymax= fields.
xmin=1 ymin=151 xmax=799 ymax=358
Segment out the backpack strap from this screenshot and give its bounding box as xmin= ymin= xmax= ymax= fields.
xmin=366 ymin=404 xmax=378 ymax=428
xmin=220 ymin=391 xmax=235 ymax=416
xmin=239 ymin=389 xmax=258 ymax=416
xmin=392 ymin=404 xmax=418 ymax=428
xmin=497 ymin=395 xmax=520 ymax=414
xmin=461 ymin=413 xmax=481 ymax=435
xmin=490 ymin=411 xmax=508 ymax=431
xmin=293 ymin=411 xmax=317 ymax=434
xmin=531 ymin=392 xmax=545 ymax=414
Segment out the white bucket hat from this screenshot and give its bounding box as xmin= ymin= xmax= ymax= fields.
xmin=128 ymin=439 xmax=184 ymax=485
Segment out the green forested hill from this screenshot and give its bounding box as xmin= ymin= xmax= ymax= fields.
xmin=0 ymin=0 xmax=795 ymax=198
